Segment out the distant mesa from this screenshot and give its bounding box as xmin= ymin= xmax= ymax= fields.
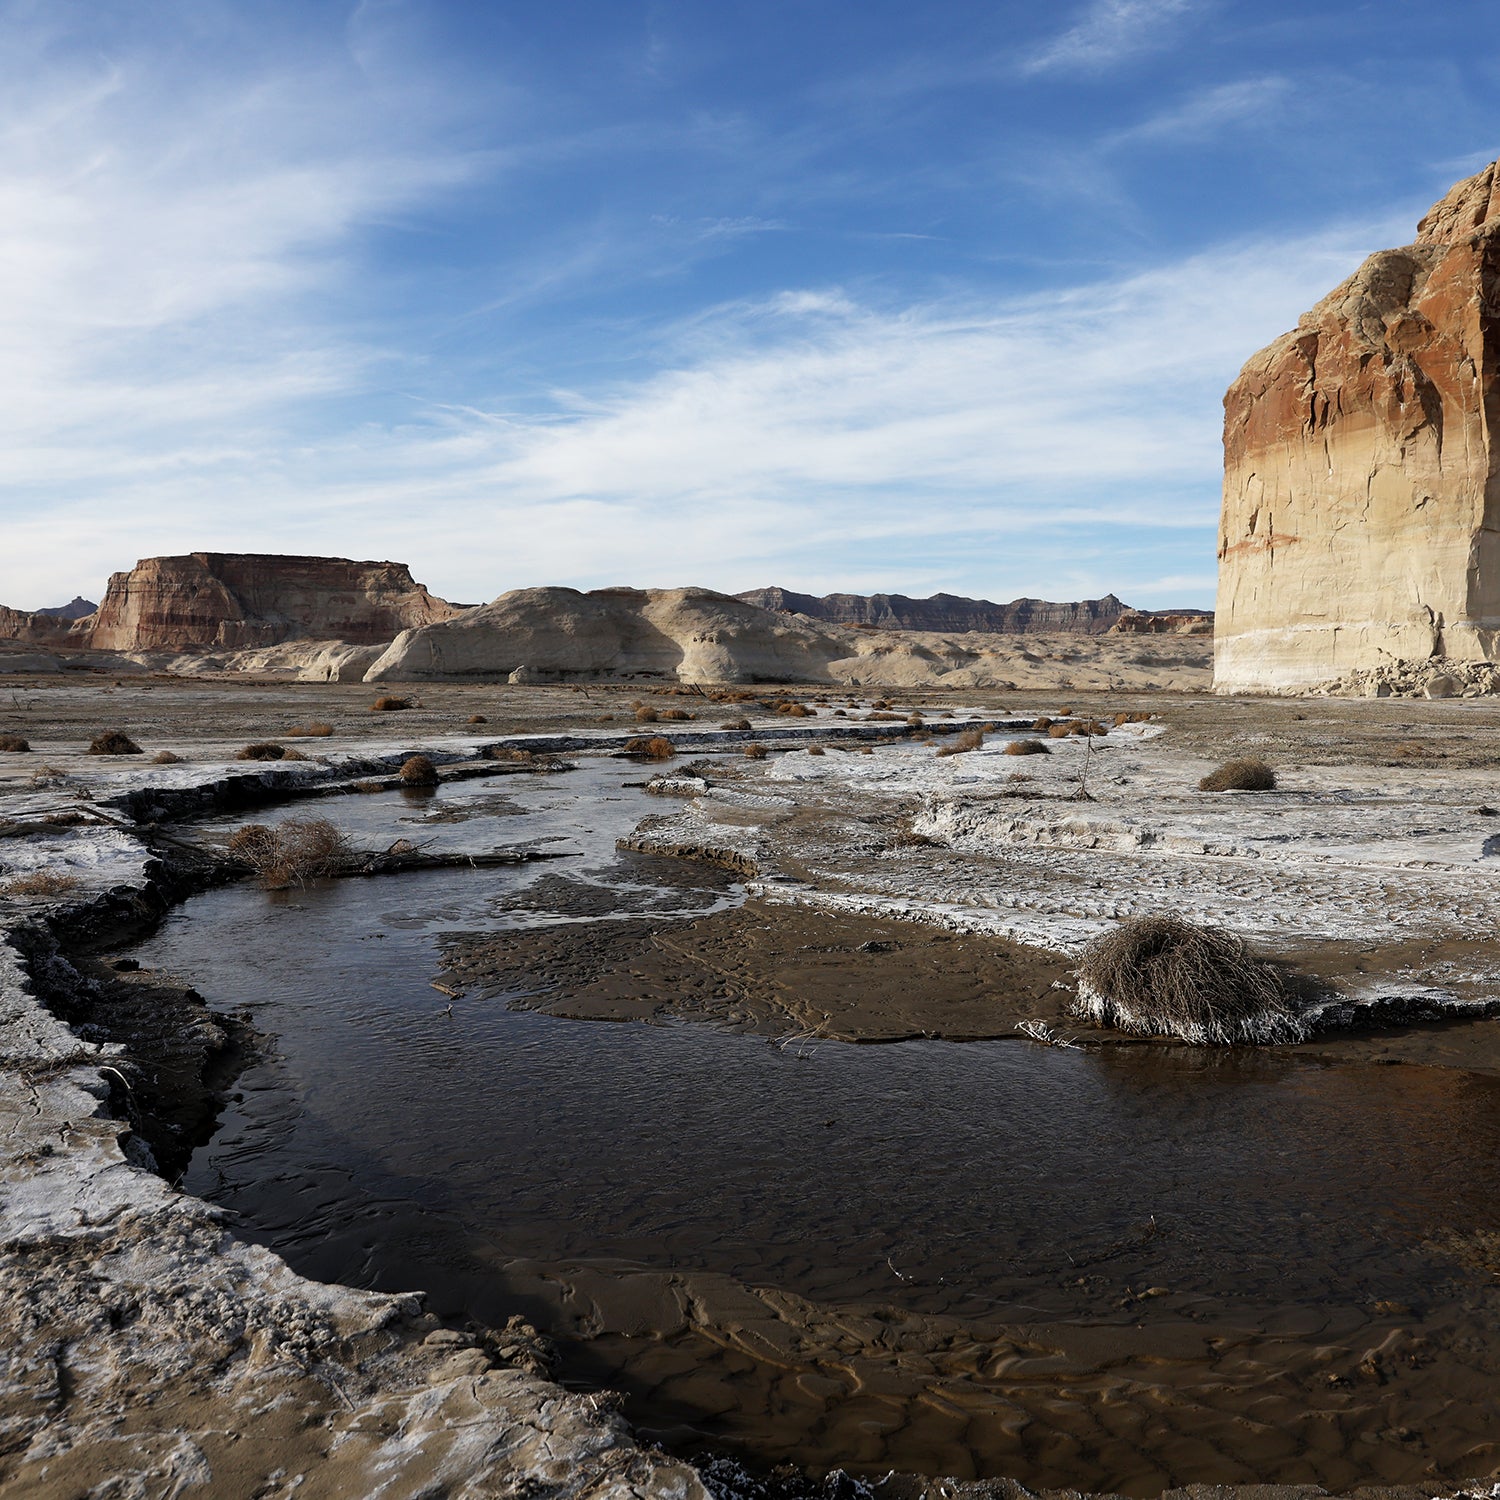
xmin=1216 ymin=156 xmax=1500 ymax=694
xmin=82 ymin=553 xmax=460 ymax=653
xmin=35 ymin=595 xmax=96 ymax=621
xmin=738 ymin=587 xmax=1210 ymax=636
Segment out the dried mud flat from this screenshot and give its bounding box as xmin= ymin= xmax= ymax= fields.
xmin=6 ymin=674 xmax=1500 ymax=1499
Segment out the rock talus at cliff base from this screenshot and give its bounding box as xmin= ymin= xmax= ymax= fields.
xmin=1217 ymin=159 xmax=1500 ymax=693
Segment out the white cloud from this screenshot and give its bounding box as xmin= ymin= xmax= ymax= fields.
xmin=1104 ymin=77 xmax=1293 ymax=149
xmin=1022 ymin=0 xmax=1199 ymax=77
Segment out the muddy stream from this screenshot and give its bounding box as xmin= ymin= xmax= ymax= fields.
xmin=129 ymin=756 xmax=1500 ymax=1494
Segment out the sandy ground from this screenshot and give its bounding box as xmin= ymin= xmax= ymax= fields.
xmin=7 ymin=673 xmax=1500 ymax=1498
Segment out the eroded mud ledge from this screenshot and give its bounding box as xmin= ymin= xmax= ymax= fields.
xmin=6 ymin=683 xmax=1500 ymax=1498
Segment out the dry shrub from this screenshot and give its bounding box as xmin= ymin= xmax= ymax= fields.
xmin=467 ymin=714 xmax=488 ymax=725
xmin=776 ymin=702 xmax=815 ymax=717
xmin=236 ymin=742 xmax=286 ymax=761
xmin=486 ymin=746 xmax=536 ymax=763
xmin=151 ymin=750 xmax=183 ymax=765
xmin=88 ymin=730 xmax=142 ymax=756
xmin=352 ymin=780 xmax=386 ymax=794
xmin=866 ymin=711 xmax=903 ymax=722
xmin=906 ymin=714 xmax=924 ymax=727
xmin=833 ymin=709 xmax=847 ymax=717
xmin=1032 ymin=717 xmax=1053 ymax=730
xmin=1072 ymin=915 xmax=1306 ymax=1045
xmin=1046 ymin=723 xmax=1073 ymax=739
xmin=860 ymin=746 xmax=874 ymax=755
xmin=872 ymin=699 xmax=891 ymax=710
xmin=288 ymin=723 xmax=334 ymax=737
xmin=721 ymin=717 xmax=752 ymax=730
xmin=1199 ymin=757 xmax=1276 ymax=792
xmin=936 ymin=728 xmax=986 ymax=758
xmin=623 ymin=736 xmax=675 ymax=760
xmin=659 ymin=708 xmax=695 ymax=721
xmin=0 ymin=734 xmax=29 ymax=752
xmin=598 ymin=714 xmax=616 ymax=722
xmin=744 ymin=743 xmax=768 ymax=760
xmin=400 ymin=754 xmax=439 ymax=786
xmin=370 ymin=695 xmax=411 ymax=712
xmin=1004 ymin=739 xmax=1051 ymax=756
xmin=228 ymin=818 xmax=350 ymax=889
xmin=807 ymin=744 xmax=826 ymax=756
xmin=280 ymin=747 xmax=308 ymax=762
xmin=634 ymin=706 xmax=659 ymax=723
xmin=3 ymin=871 xmax=83 ymax=897
xmin=1113 ymin=712 xmax=1132 ymax=728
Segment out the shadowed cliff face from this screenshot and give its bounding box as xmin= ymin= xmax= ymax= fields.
xmin=1216 ymin=159 xmax=1500 ymax=694
xmin=84 ymin=552 xmax=462 ymax=652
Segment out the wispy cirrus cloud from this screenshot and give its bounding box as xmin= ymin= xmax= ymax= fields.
xmin=1022 ymin=0 xmax=1200 ymax=76
xmin=1103 ymin=76 xmax=1293 ymax=149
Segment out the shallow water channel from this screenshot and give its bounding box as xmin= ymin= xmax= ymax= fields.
xmin=133 ymin=756 xmax=1500 ymax=1494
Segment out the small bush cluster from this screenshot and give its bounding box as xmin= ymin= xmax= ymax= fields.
xmin=623 ymin=736 xmax=675 ymax=760
xmin=151 ymin=750 xmax=184 ymax=765
xmin=236 ymin=742 xmax=287 ymax=761
xmin=659 ymin=708 xmax=695 ymax=722
xmin=485 ymin=746 xmax=536 ymax=763
xmin=720 ymin=718 xmax=752 ymax=730
xmin=807 ymin=744 xmax=825 ymax=756
xmin=399 ymin=754 xmax=439 ymax=786
xmin=1198 ymin=757 xmax=1276 ymax=792
xmin=88 ymin=730 xmax=142 ymax=756
xmin=1003 ymin=739 xmax=1050 ymax=757
xmin=3 ymin=871 xmax=83 ymax=897
xmin=634 ymin=706 xmax=659 ymax=723
xmin=936 ymin=728 xmax=986 ymax=758
xmin=467 ymin=714 xmax=488 ymax=725
xmin=227 ymin=818 xmax=351 ymax=889
xmin=1072 ymin=914 xmax=1306 ymax=1045
xmin=744 ymin=743 xmax=768 ymax=760
xmin=776 ymin=702 xmax=815 ymax=718
xmin=371 ymin=695 xmax=412 ymax=712
xmin=287 ymin=723 xmax=334 ymax=737
xmin=0 ymin=734 xmax=29 ymax=752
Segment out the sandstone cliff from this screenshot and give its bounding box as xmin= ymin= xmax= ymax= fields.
xmin=0 ymin=606 xmax=80 ymax=645
xmin=737 ymin=587 xmax=1132 ymax=633
xmin=86 ymin=553 xmax=461 ymax=652
xmin=1216 ymin=159 xmax=1500 ymax=692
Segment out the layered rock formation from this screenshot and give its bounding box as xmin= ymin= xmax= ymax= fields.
xmin=1216 ymin=159 xmax=1500 ymax=692
xmin=366 ymin=586 xmax=856 ymax=684
xmin=0 ymin=606 xmax=78 ymax=645
xmin=86 ymin=553 xmax=460 ymax=652
xmin=738 ymin=587 xmax=1132 ymax=633
xmin=364 ymin=583 xmax=1214 ymax=689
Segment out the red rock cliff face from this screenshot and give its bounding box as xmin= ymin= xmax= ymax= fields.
xmin=86 ymin=554 xmax=461 ymax=652
xmin=0 ymin=606 xmax=81 ymax=645
xmin=1216 ymin=160 xmax=1500 ymax=691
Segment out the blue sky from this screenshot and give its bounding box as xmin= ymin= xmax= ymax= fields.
xmin=1 ymin=0 xmax=1496 ymax=611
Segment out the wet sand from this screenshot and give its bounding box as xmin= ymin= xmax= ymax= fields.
xmin=441 ymin=899 xmax=1074 ymax=1041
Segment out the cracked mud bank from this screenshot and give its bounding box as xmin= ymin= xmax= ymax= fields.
xmin=8 ymin=676 xmax=1500 ymax=1499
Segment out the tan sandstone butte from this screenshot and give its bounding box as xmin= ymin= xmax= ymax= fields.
xmin=1216 ymin=158 xmax=1500 ymax=693
xmin=85 ymin=552 xmax=463 ymax=652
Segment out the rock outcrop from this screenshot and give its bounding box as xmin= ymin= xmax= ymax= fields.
xmin=363 ymin=583 xmax=1214 ymax=690
xmin=1216 ymin=159 xmax=1500 ymax=692
xmin=367 ymin=586 xmax=857 ymax=684
xmin=738 ymin=587 xmax=1132 ymax=634
xmin=86 ymin=553 xmax=461 ymax=653
xmin=0 ymin=606 xmax=78 ymax=645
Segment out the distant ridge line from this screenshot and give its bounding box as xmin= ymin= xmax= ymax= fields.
xmin=735 ymin=587 xmax=1210 ymax=635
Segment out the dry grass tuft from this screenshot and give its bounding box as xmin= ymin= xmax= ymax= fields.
xmin=1004 ymin=739 xmax=1051 ymax=756
xmin=352 ymin=779 xmax=386 ymax=794
xmin=623 ymin=735 xmax=675 ymax=760
xmin=88 ymin=729 xmax=142 ymax=756
xmin=236 ymin=742 xmax=286 ymax=761
xmin=721 ymin=718 xmax=752 ymax=730
xmin=1046 ymin=723 xmax=1073 ymax=739
xmin=1072 ymin=915 xmax=1307 ymax=1045
xmin=807 ymin=744 xmax=825 ymax=756
xmin=0 ymin=734 xmax=30 ymax=752
xmin=1198 ymin=757 xmax=1277 ymax=792
xmin=227 ymin=818 xmax=351 ymax=889
xmin=936 ymin=728 xmax=986 ymax=758
xmin=399 ymin=754 xmax=439 ymax=786
xmin=281 ymin=747 xmax=308 ymax=762
xmin=3 ymin=871 xmax=83 ymax=897
xmin=485 ymin=746 xmax=536 ymax=763
xmin=370 ymin=695 xmax=412 ymax=712
xmin=1031 ymin=716 xmax=1053 ymax=731
xmin=906 ymin=713 xmax=924 ymax=728
xmin=151 ymin=750 xmax=183 ymax=764
xmin=634 ymin=706 xmax=659 ymax=723
xmin=744 ymin=743 xmax=768 ymax=760
xmin=659 ymin=708 xmax=695 ymax=722
xmin=467 ymin=714 xmax=488 ymax=725
xmin=287 ymin=723 xmax=334 ymax=737
xmin=776 ymin=702 xmax=815 ymax=718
